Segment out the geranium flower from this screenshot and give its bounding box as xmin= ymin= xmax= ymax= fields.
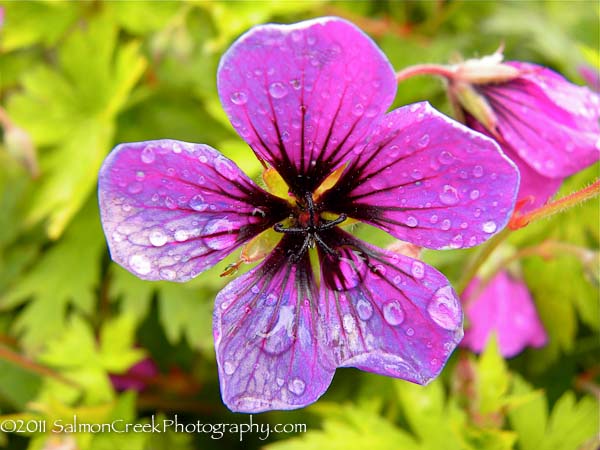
xmin=446 ymin=53 xmax=600 ymax=211
xmin=461 ymin=271 xmax=547 ymax=358
xmin=98 ymin=17 xmax=519 ymax=412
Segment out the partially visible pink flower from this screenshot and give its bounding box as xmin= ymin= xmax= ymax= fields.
xmin=578 ymin=65 xmax=600 ymax=92
xmin=460 ymin=271 xmax=547 ymax=358
xmin=110 ymin=358 xmax=159 ymax=392
xmin=448 ymin=55 xmax=600 ymax=212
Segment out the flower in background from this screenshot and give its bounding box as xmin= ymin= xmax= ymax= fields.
xmin=446 ymin=52 xmax=600 ymax=212
xmin=461 ymin=271 xmax=547 ymax=358
xmin=578 ymin=65 xmax=600 ymax=92
xmin=110 ymin=357 xmax=159 ymax=392
xmin=98 ymin=17 xmax=519 ymax=412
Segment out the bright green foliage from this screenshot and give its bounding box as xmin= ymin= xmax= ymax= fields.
xmin=0 ymin=1 xmax=598 ymax=450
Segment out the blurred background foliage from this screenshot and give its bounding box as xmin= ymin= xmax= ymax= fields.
xmin=0 ymin=1 xmax=598 ymax=449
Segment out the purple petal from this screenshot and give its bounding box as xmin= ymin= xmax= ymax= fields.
xmin=214 ymin=235 xmax=334 ymax=412
xmin=461 ymin=272 xmax=547 ymax=358
xmin=320 ymin=102 xmax=519 ymax=250
xmin=217 ymin=17 xmax=396 ymax=195
xmin=479 ymin=62 xmax=600 ymax=178
xmin=98 ymin=139 xmax=288 ymax=281
xmin=467 ymin=118 xmax=562 ymax=212
xmin=318 ymin=228 xmax=463 ymax=384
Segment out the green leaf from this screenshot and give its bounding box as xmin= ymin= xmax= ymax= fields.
xmin=7 ymin=13 xmax=147 ymax=237
xmin=508 ymin=375 xmax=599 ymax=450
xmin=38 ymin=314 xmax=144 ymax=405
xmin=0 ymin=359 xmax=42 ymax=410
xmin=157 ymin=283 xmax=214 ymax=353
xmin=1 ymin=1 xmax=81 ymax=51
xmin=265 ymin=402 xmax=421 ymax=450
xmin=109 ymin=264 xmax=155 ymax=324
xmin=476 ymin=336 xmax=510 ymax=415
xmin=0 ymin=201 xmax=104 ymax=352
xmin=395 ymin=379 xmax=463 ymax=450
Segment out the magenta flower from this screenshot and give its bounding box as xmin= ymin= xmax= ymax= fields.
xmin=448 ymin=57 xmax=600 ymax=212
xmin=98 ymin=18 xmax=519 ymax=412
xmin=461 ymin=271 xmax=547 ymax=358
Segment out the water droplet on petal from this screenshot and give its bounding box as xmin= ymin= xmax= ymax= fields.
xmin=441 ymin=219 xmax=451 ymax=230
xmin=438 ymin=151 xmax=454 ymax=164
xmin=411 ymin=261 xmax=425 ymax=279
xmin=418 ymin=134 xmax=430 ymax=148
xmin=427 ymin=286 xmax=461 ymax=330
xmin=343 ymin=314 xmax=356 ymax=333
xmin=470 ymin=189 xmax=480 ymax=200
xmin=141 ymin=146 xmax=155 ymax=164
xmin=439 ymin=184 xmax=460 ymax=205
xmin=149 ymin=229 xmax=167 ymax=247
xmin=406 ymin=327 xmax=415 ymax=336
xmin=265 ymin=294 xmax=277 ymax=306
xmin=127 ymin=182 xmax=143 ymax=194
xmin=472 ymin=165 xmax=484 ymax=177
xmin=269 ymin=82 xmax=288 ymax=99
xmin=356 ymin=299 xmax=373 ymax=320
xmin=383 ymin=300 xmax=405 ymax=326
xmin=165 ymin=196 xmax=177 ymax=210
xmin=482 ymin=221 xmax=497 ymax=233
xmin=230 ymin=91 xmax=248 ymax=105
xmin=223 ymin=361 xmax=236 ymax=375
xmin=406 ymin=216 xmax=418 ymax=227
xmin=129 ymin=254 xmax=151 ymax=275
xmin=174 ymin=230 xmax=188 ymax=242
xmin=352 ymin=103 xmax=365 ymax=116
xmin=189 ymin=194 xmax=208 ymax=212
xmin=288 ymin=378 xmax=306 ymax=395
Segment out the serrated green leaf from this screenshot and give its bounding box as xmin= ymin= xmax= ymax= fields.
xmin=157 ymin=283 xmax=214 ymax=352
xmin=266 ymin=402 xmax=421 ymax=450
xmin=0 ymin=359 xmax=42 ymax=410
xmin=99 ymin=315 xmax=145 ymax=373
xmin=1 ymin=1 xmax=81 ymax=51
xmin=0 ymin=202 xmax=104 ymax=352
xmin=108 ymin=264 xmax=155 ymax=324
xmin=7 ymin=13 xmax=147 ymax=237
xmin=477 ymin=335 xmax=510 ymax=414
xmin=395 ymin=379 xmax=463 ymax=450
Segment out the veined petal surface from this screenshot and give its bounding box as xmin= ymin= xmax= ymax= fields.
xmin=320 ymin=102 xmax=520 ymax=250
xmin=214 ymin=235 xmax=334 ymax=412
xmin=318 ymin=228 xmax=463 ymax=384
xmin=218 ymin=17 xmax=396 ymax=195
xmin=98 ymin=139 xmax=288 ymax=281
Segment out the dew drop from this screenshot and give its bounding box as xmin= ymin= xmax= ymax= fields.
xmin=482 ymin=221 xmax=497 ymax=233
xmin=438 ymin=151 xmax=454 ymax=164
xmin=141 ymin=146 xmax=155 ymax=164
xmin=356 ymin=299 xmax=373 ymax=321
xmin=230 ymin=91 xmax=248 ymax=105
xmin=417 ymin=134 xmax=430 ymax=148
xmin=343 ymin=314 xmax=356 ymax=333
xmin=149 ymin=229 xmax=167 ymax=247
xmin=383 ymin=300 xmax=405 ymax=326
xmin=411 ymin=261 xmax=425 ymax=279
xmin=190 ymin=194 xmax=208 ymax=212
xmin=405 ymin=216 xmax=418 ymax=228
xmin=411 ymin=169 xmax=423 ymax=180
xmin=441 ymin=219 xmax=451 ymax=230
xmin=269 ymin=82 xmax=288 ymax=99
xmin=406 ymin=327 xmax=415 ymax=336
xmin=127 ymin=182 xmax=143 ymax=194
xmin=430 ymin=214 xmax=439 ymax=224
xmin=165 ymin=196 xmax=177 ymax=210
xmin=470 ymin=189 xmax=480 ymax=200
xmin=223 ymin=361 xmax=236 ymax=375
xmin=265 ymin=294 xmax=277 ymax=306
xmin=427 ymin=286 xmax=461 ymax=330
xmin=472 ymin=165 xmax=484 ymax=177
xmin=288 ymin=377 xmax=306 ymax=395
xmin=439 ymin=185 xmax=460 ymax=205
xmin=129 ymin=254 xmax=151 ymax=275
xmin=352 ymin=103 xmax=365 ymax=116
xmin=174 ymin=230 xmax=188 ymax=242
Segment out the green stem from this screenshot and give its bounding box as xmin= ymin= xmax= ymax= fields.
xmin=456 ymin=227 xmax=511 ymax=295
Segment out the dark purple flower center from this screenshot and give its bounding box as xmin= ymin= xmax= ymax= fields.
xmin=273 ymin=191 xmax=347 ymax=261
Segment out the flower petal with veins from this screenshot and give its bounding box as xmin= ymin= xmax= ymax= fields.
xmin=98 ymin=139 xmax=288 ymax=281
xmin=218 ymin=17 xmax=396 ymax=195
xmin=321 ymin=102 xmax=519 ymax=250
xmin=318 ymin=228 xmax=463 ymax=383
xmin=214 ymin=234 xmax=334 ymax=412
